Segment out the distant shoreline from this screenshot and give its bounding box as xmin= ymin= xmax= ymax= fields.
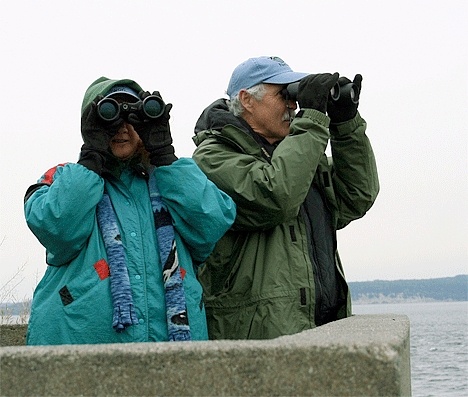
xmin=1 ymin=275 xmax=467 ymax=315
xmin=349 ymin=274 xmax=467 ymax=303
xmin=352 ymin=298 xmax=467 ymax=305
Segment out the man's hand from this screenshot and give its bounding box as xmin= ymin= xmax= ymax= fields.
xmin=297 ymin=73 xmax=340 ymax=113
xmin=327 ymin=74 xmax=362 ymax=123
xmin=127 ymin=91 xmax=177 ymax=167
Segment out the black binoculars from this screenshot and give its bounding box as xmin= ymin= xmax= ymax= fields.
xmin=285 ymin=76 xmax=359 ymax=104
xmin=97 ymin=95 xmax=165 ymax=122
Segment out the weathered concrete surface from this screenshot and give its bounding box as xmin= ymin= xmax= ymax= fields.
xmin=0 ymin=314 xmax=411 ymax=396
xmin=0 ymin=324 xmax=27 ymax=347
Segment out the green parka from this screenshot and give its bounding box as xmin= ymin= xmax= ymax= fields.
xmin=192 ymin=99 xmax=379 ymax=340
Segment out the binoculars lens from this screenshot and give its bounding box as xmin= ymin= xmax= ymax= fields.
xmin=340 ymin=83 xmax=359 ymax=104
xmin=143 ymin=97 xmax=163 ymax=118
xmin=98 ymin=100 xmax=120 ymax=122
xmin=329 ymin=85 xmax=340 ymax=101
xmin=97 ymin=95 xmax=165 ymax=122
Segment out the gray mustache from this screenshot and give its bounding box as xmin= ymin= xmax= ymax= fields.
xmin=282 ymin=110 xmax=296 ymax=122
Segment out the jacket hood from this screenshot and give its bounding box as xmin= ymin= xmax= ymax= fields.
xmin=192 ymin=98 xmax=276 ymax=159
xmin=81 ymin=77 xmax=143 ymax=115
xmin=194 ymin=99 xmax=250 ymax=135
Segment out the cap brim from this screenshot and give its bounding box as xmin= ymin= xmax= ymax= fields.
xmin=106 ymin=90 xmax=140 ymax=103
xmin=263 ymin=71 xmax=309 ymax=85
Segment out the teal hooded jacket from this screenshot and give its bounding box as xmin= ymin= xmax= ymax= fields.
xmin=24 ymin=78 xmax=236 ymax=345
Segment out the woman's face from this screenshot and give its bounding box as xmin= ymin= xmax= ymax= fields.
xmin=109 ymin=122 xmax=142 ymax=160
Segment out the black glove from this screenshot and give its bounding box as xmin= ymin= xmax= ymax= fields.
xmin=77 ymin=145 xmax=107 ymax=175
xmin=297 ymin=73 xmax=340 ymax=113
xmin=78 ymin=97 xmax=123 ymax=175
xmin=327 ymin=74 xmax=362 ymax=123
xmin=127 ymin=91 xmax=177 ymax=167
xmin=81 ymin=96 xmax=124 ymax=150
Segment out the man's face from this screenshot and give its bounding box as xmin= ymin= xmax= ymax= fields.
xmin=242 ymin=83 xmax=297 ymax=144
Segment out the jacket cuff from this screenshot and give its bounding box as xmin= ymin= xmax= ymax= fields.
xmin=294 ymin=108 xmax=330 ymax=128
xmin=329 ymin=112 xmax=365 ymax=138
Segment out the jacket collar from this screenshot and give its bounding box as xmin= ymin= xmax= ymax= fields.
xmin=193 ymin=98 xmax=278 ymax=162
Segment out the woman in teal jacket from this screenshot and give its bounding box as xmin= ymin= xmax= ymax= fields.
xmin=24 ymin=77 xmax=236 ymax=345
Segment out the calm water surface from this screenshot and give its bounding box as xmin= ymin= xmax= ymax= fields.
xmin=353 ymin=301 xmax=468 ymax=397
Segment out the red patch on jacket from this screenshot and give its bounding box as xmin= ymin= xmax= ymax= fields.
xmin=180 ymin=268 xmax=186 ymax=279
xmin=94 ymin=259 xmax=110 ymax=280
xmin=40 ymin=163 xmax=67 ymax=185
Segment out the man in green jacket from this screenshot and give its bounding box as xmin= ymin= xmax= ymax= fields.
xmin=192 ymin=56 xmax=379 ymax=340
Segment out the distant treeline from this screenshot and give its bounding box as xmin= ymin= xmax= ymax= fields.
xmin=349 ymin=274 xmax=468 ymax=304
xmin=1 ymin=276 xmax=467 ymax=315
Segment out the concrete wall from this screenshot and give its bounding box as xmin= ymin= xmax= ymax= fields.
xmin=0 ymin=314 xmax=411 ymax=396
xmin=0 ymin=324 xmax=27 ymax=347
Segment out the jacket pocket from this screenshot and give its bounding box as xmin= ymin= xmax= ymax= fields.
xmin=207 ymin=293 xmax=311 ymax=340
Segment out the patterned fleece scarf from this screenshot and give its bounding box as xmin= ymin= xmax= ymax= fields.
xmin=96 ymin=172 xmax=191 ymax=341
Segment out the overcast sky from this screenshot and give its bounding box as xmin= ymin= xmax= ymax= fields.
xmin=1 ymin=0 xmax=466 ymax=299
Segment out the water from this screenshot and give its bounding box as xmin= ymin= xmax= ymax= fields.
xmin=353 ymin=301 xmax=468 ymax=397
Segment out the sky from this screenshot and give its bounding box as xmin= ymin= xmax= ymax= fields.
xmin=1 ymin=0 xmax=467 ymax=300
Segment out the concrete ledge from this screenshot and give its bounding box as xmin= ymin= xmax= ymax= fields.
xmin=0 ymin=314 xmax=411 ymax=396
xmin=0 ymin=324 xmax=27 ymax=347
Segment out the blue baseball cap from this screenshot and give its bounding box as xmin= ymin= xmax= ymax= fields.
xmin=226 ymin=56 xmax=308 ymax=99
xmin=105 ymin=85 xmax=140 ymax=103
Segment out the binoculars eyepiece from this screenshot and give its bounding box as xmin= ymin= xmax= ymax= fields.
xmin=97 ymin=95 xmax=165 ymax=122
xmin=285 ymin=76 xmax=359 ymax=104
